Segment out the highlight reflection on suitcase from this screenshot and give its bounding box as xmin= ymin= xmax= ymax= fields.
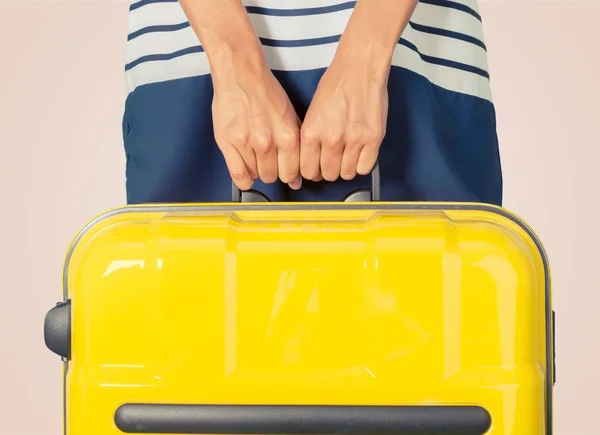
xmin=44 ymin=173 xmax=555 ymax=435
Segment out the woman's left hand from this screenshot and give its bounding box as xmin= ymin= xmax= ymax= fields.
xmin=300 ymin=54 xmax=389 ymax=182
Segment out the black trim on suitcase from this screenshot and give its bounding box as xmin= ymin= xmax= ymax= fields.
xmin=55 ymin=202 xmax=554 ymax=435
xmin=114 ymin=404 xmax=491 ymax=435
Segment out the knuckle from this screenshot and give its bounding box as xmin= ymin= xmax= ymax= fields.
xmin=345 ymin=125 xmax=364 ymax=145
xmin=277 ymin=128 xmax=300 ymax=150
xmin=230 ymin=168 xmax=247 ymax=181
xmin=367 ymin=127 xmax=385 ymax=144
xmin=300 ymin=126 xmax=319 ymax=144
xmin=252 ymin=132 xmax=273 ymax=153
xmin=228 ymin=128 xmax=249 ymax=147
xmin=325 ymin=132 xmax=344 ymax=148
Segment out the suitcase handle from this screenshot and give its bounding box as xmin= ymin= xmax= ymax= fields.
xmin=115 ymin=404 xmax=491 ymax=435
xmin=232 ymin=161 xmax=381 ymax=203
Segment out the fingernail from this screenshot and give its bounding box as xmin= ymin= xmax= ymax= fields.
xmin=290 ymin=176 xmax=302 ymax=190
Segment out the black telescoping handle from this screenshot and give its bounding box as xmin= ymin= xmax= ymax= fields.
xmin=232 ymin=161 xmax=380 ymax=203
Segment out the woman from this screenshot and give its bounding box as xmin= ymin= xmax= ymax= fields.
xmin=123 ymin=0 xmax=502 ymax=205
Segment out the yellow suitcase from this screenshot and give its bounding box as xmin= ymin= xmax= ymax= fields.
xmin=44 ymin=172 xmax=555 ymax=435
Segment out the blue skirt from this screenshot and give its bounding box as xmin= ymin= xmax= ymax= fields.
xmin=123 ymin=0 xmax=503 ymax=205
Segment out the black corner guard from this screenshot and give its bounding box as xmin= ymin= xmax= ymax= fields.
xmin=115 ymin=404 xmax=491 ymax=435
xmin=44 ymin=300 xmax=71 ymax=359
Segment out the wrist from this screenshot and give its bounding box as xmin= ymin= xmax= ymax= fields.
xmin=331 ymin=36 xmax=394 ymax=87
xmin=333 ymin=38 xmax=394 ymax=84
xmin=202 ymin=31 xmax=271 ymax=90
xmin=334 ymin=0 xmax=417 ymax=79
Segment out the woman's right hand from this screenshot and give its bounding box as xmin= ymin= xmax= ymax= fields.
xmin=211 ymin=62 xmax=302 ymax=192
xmin=179 ymin=0 xmax=302 ymax=191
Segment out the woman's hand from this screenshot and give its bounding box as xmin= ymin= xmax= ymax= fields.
xmin=211 ymin=62 xmax=301 ymax=192
xmin=300 ymin=0 xmax=417 ymax=182
xmin=180 ymin=0 xmax=301 ymax=191
xmin=300 ymin=56 xmax=389 ymax=182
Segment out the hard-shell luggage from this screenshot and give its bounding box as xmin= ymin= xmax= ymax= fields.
xmin=44 ymin=168 xmax=555 ymax=435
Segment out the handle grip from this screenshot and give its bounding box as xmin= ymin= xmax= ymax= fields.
xmin=232 ymin=161 xmax=380 ymax=203
xmin=115 ymin=404 xmax=492 ymax=435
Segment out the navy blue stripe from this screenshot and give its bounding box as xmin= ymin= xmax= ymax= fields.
xmin=130 ymin=0 xmax=177 ymax=12
xmin=259 ymin=35 xmax=341 ymax=48
xmin=128 ymin=22 xmax=190 ymax=41
xmin=419 ymin=0 xmax=482 ymax=21
xmin=126 ymin=23 xmax=341 ymax=47
xmin=125 ymin=45 xmax=204 ymax=71
xmin=408 ymin=21 xmax=486 ymax=50
xmin=399 ymin=38 xmax=489 ymax=78
xmin=245 ymin=2 xmax=356 ymax=16
xmin=129 ymin=0 xmax=357 ymax=14
xmin=126 ymin=22 xmax=486 ymax=54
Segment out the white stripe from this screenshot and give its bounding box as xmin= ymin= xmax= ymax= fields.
xmin=127 ymin=26 xmax=198 ymax=65
xmin=128 ymin=3 xmax=187 ymax=35
xmin=411 ymin=3 xmax=485 ymax=43
xmin=403 ymin=25 xmax=488 ymax=73
xmin=248 ymin=8 xmax=353 ymax=40
xmin=125 ymin=43 xmax=492 ymax=101
xmin=242 ymin=0 xmax=353 ymax=8
xmin=128 ymin=1 xmax=485 ymax=43
xmin=445 ymin=0 xmax=481 ymax=15
xmin=126 ymin=24 xmax=488 ymax=74
xmin=127 ymin=3 xmax=355 ymax=38
xmin=391 ymin=43 xmax=491 ymax=101
xmin=126 ymin=51 xmax=211 ymax=94
xmin=263 ymin=44 xmax=338 ymax=71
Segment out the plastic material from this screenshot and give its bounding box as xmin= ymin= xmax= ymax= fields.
xmin=114 ymin=404 xmax=492 ymax=434
xmin=232 ymin=189 xmax=270 ymax=203
xmin=44 ymin=300 xmax=71 ymax=359
xmin=343 ymin=189 xmax=372 ymax=202
xmin=50 ymin=202 xmax=553 ymax=435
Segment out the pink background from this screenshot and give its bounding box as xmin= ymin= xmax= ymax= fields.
xmin=1 ymin=1 xmax=599 ymax=434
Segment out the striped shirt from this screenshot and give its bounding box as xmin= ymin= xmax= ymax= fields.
xmin=125 ymin=0 xmax=492 ymax=101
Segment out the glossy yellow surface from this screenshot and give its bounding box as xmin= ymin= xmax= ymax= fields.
xmin=63 ymin=204 xmax=551 ymax=435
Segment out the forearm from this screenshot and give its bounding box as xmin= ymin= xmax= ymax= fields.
xmin=336 ymin=0 xmax=418 ymax=79
xmin=178 ymin=0 xmax=268 ymax=86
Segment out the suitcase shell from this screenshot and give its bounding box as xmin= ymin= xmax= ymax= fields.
xmin=45 ymin=202 xmax=554 ymax=435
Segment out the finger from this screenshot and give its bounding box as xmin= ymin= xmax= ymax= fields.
xmin=253 ymin=133 xmax=279 ymax=184
xmin=225 ymin=127 xmax=258 ymax=180
xmin=237 ymin=146 xmax=259 ymax=180
xmin=320 ymin=136 xmax=344 ymax=182
xmin=221 ymin=145 xmax=254 ymax=191
xmin=300 ymin=129 xmax=321 ymax=181
xmin=340 ymin=143 xmax=364 ymax=181
xmin=356 ymin=144 xmax=379 ymax=176
xmin=277 ymin=128 xmax=300 ymax=186
xmin=288 ymin=175 xmax=302 ymax=190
